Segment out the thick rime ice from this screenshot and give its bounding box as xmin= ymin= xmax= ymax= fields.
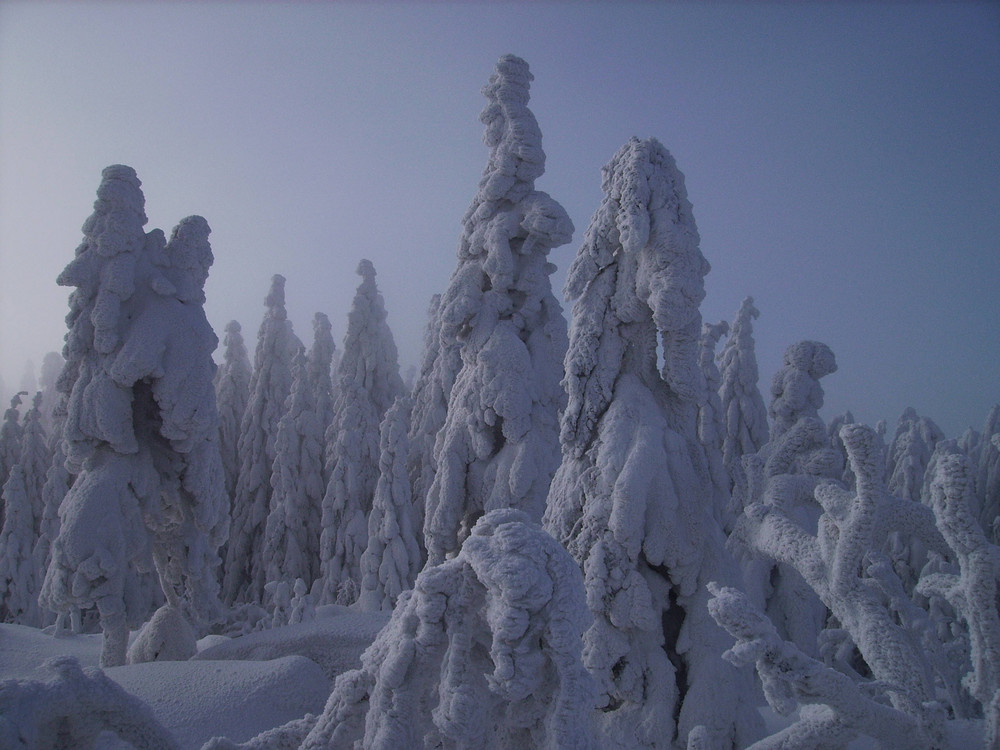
xmin=41 ymin=168 xmax=227 ymax=666
xmin=0 ymin=466 xmax=42 ymax=625
xmin=707 ymin=584 xmax=930 ymax=749
xmin=38 ymin=352 xmax=64 ymax=435
xmin=887 ymin=407 xmax=945 ymax=503
xmin=544 ymin=136 xmax=760 ymax=749
xmin=0 ymin=655 xmax=178 ymax=750
xmin=698 ymin=320 xmax=732 ymax=523
xmin=33 ymin=395 xmax=70 ymax=624
xmin=224 ymin=274 xmax=299 ymax=605
xmin=768 ymin=341 xmax=837 ymax=440
xmin=718 ymin=297 xmax=769 ymax=490
xmin=358 ymin=396 xmax=422 ymax=612
xmin=216 ymin=321 xmax=252 ymax=504
xmin=293 ymin=510 xmax=596 ymax=750
xmin=318 ymin=261 xmax=403 ymax=605
xmin=262 ymin=348 xmax=326 ymax=592
xmin=731 ymin=423 xmax=951 ymax=747
xmin=924 ymin=453 xmax=1000 ymax=746
xmin=127 ymin=603 xmax=197 ymax=664
xmin=423 ymin=55 xmax=571 ymax=564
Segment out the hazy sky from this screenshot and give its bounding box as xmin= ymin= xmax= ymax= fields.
xmin=1 ymin=1 xmax=998 ymax=438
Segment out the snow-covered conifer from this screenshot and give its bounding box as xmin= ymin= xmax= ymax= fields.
xmin=262 ymin=348 xmax=325 ymax=591
xmin=18 ymin=392 xmax=50 ymax=535
xmin=38 ymin=352 xmax=63 ymax=435
xmin=358 ymin=396 xmax=421 ymax=611
xmin=307 ymin=312 xmax=336 ymax=461
xmin=0 ymin=466 xmax=42 ymax=625
xmin=41 ymin=167 xmax=228 ymax=665
xmin=224 ymin=274 xmax=299 ymax=605
xmin=768 ymin=340 xmax=837 ymax=440
xmin=423 ymin=55 xmax=571 ymax=564
xmin=718 ymin=296 xmax=769 ymax=485
xmin=544 ymin=136 xmax=760 ymax=749
xmin=215 ymin=320 xmax=251 ymax=503
xmin=317 ymin=260 xmax=403 ymax=604
xmin=33 ymin=396 xmax=70 ymax=616
xmin=978 ymin=404 xmax=1000 ymax=540
xmin=0 ymin=392 xmax=26 ymax=503
xmin=886 ymin=407 xmax=944 ymax=503
xmin=300 ymin=509 xmax=596 ymax=749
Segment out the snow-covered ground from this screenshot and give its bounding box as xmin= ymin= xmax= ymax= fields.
xmin=0 ymin=608 xmax=387 ymax=749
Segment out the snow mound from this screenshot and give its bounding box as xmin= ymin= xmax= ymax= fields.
xmin=106 ymin=655 xmax=328 ymax=750
xmin=0 ymin=622 xmax=102 ymax=680
xmin=192 ymin=611 xmax=388 ymax=681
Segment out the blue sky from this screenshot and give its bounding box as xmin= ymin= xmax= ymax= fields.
xmin=1 ymin=1 xmax=998 ymax=438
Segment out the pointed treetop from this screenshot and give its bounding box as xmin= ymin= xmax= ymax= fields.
xmin=266 ymin=274 xmax=287 ymax=312
xmin=357 ymin=258 xmax=376 ymax=281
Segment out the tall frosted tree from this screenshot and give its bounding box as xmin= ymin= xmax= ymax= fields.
xmin=224 ymin=274 xmax=299 ymax=605
xmin=40 ymin=166 xmax=228 ymax=665
xmin=262 ymin=348 xmax=326 ymax=591
xmin=543 ymin=137 xmax=760 ymax=749
xmin=215 ymin=320 xmax=251 ymax=503
xmin=977 ymin=404 xmax=1000 ymax=539
xmin=0 ymin=466 xmax=42 ymax=625
xmin=718 ymin=296 xmax=769 ymax=487
xmin=318 ymin=260 xmax=403 ymax=604
xmin=886 ymin=407 xmax=944 ymax=503
xmin=358 ymin=395 xmax=422 ymax=611
xmin=0 ymin=392 xmax=25 ymax=506
xmin=422 ymin=55 xmax=572 ymax=565
xmin=18 ymin=392 xmax=50 ymax=535
xmin=307 ymin=312 xmax=336 ymax=466
xmin=38 ymin=352 xmax=64 ymax=435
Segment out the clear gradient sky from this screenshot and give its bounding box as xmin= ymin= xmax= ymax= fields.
xmin=1 ymin=1 xmax=998 ymax=438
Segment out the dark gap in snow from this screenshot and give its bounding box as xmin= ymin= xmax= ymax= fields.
xmin=661 ymin=583 xmax=688 ymax=732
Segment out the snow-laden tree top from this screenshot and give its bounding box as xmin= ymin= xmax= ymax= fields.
xmin=561 ymin=136 xmax=710 ymax=457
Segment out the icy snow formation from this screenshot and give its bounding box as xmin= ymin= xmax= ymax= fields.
xmin=543 ymin=136 xmax=760 ymax=749
xmin=768 ymin=340 xmax=837 ymax=440
xmin=0 ymin=466 xmax=42 ymax=626
xmin=0 ymin=392 xmax=25 ymax=502
xmin=732 ymin=423 xmax=952 ymax=747
xmin=42 ymin=167 xmax=228 ymax=666
xmin=887 ymin=407 xmax=945 ymax=503
xmin=224 ymin=275 xmax=299 ymax=606
xmin=291 ymin=509 xmax=595 ymax=750
xmin=357 ymin=395 xmax=422 ymax=612
xmin=317 ymin=260 xmax=404 ymax=605
xmin=423 ymin=55 xmax=572 ymax=564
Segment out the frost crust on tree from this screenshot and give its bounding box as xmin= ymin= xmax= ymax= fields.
xmin=544 ymin=136 xmax=760 ymax=749
xmin=215 ymin=320 xmax=251 ymax=504
xmin=423 ymin=55 xmax=571 ymax=564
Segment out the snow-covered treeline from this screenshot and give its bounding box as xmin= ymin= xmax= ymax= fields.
xmin=3 ymin=54 xmax=1000 ymax=750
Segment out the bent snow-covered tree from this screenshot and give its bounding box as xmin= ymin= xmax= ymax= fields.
xmin=423 ymin=54 xmax=572 ymax=564
xmin=543 ymin=136 xmax=760 ymax=750
xmin=40 ymin=167 xmax=228 ymax=666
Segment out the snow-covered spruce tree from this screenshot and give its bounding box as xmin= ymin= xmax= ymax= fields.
xmin=38 ymin=352 xmax=63 ymax=435
xmin=237 ymin=509 xmax=595 ymax=750
xmin=18 ymin=392 xmax=50 ymax=535
xmin=543 ymin=136 xmax=760 ymax=750
xmin=358 ymin=395 xmax=422 ymax=612
xmin=698 ymin=320 xmax=733 ymax=526
xmin=0 ymin=466 xmax=42 ymax=625
xmin=215 ymin=320 xmax=251 ymax=504
xmin=423 ymin=55 xmax=572 ymax=565
xmin=406 ymin=294 xmax=453 ymax=533
xmin=32 ymin=394 xmax=70 ymax=627
xmin=223 ymin=274 xmax=299 ymax=605
xmin=0 ymin=391 xmax=26 ymax=507
xmin=261 ymin=347 xmax=326 ymax=592
xmin=731 ymin=422 xmax=951 ymax=746
xmin=717 ymin=296 xmax=768 ymax=490
xmin=307 ymin=312 xmax=337 ymax=467
xmin=886 ymin=407 xmax=945 ymax=503
xmin=40 ymin=167 xmax=228 ymax=665
xmin=922 ymin=453 xmax=1000 ymax=747
xmin=317 ymin=260 xmax=403 ymax=604
xmin=978 ymin=404 xmax=1000 ymax=540
xmin=768 ymin=340 xmax=838 ymax=440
